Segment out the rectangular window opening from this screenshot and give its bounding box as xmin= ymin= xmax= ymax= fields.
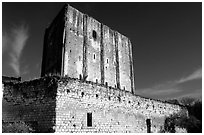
xmin=146 ymin=119 xmax=151 ymax=133
xmin=87 ymin=113 xmax=92 ymax=127
xmin=93 ymin=54 xmax=96 ymax=59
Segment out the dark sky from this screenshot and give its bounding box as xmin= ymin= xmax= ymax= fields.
xmin=2 ymin=2 xmax=202 ymax=100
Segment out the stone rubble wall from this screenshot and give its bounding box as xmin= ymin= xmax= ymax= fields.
xmin=2 ymin=77 xmax=58 ymax=132
xmin=56 ymin=77 xmax=188 ymax=133
xmin=63 ymin=5 xmax=84 ymax=78
xmin=2 ymin=76 xmax=187 ymax=133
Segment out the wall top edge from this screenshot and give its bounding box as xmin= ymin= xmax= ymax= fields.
xmin=2 ymin=75 xmax=186 ymax=109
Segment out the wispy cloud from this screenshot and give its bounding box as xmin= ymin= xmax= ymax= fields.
xmin=136 ymin=68 xmax=202 ymax=99
xmin=177 ymin=68 xmax=202 ymax=83
xmin=3 ymin=24 xmax=29 ymax=76
xmin=136 ymin=82 xmax=181 ymax=98
xmin=2 ymin=33 xmax=10 ymax=54
xmin=142 ymin=88 xmax=180 ymax=96
xmin=175 ymin=89 xmax=202 ymax=100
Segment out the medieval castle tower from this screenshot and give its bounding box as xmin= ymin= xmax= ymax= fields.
xmin=41 ymin=4 xmax=135 ymax=94
xmin=2 ymin=4 xmax=188 ymax=133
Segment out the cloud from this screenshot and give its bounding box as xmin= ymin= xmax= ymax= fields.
xmin=4 ymin=24 xmax=29 ymax=76
xmin=177 ymin=68 xmax=202 ymax=83
xmin=137 ymin=87 xmax=180 ymax=97
xmin=175 ymin=89 xmax=202 ymax=100
xmin=2 ymin=33 xmax=9 ymax=53
xmin=136 ymin=81 xmax=181 ymax=99
xmin=136 ymin=68 xmax=202 ymax=99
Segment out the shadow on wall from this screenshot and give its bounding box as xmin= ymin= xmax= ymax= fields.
xmin=2 ymin=77 xmax=58 ymax=133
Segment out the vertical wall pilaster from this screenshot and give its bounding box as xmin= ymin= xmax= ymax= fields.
xmin=61 ymin=28 xmax=66 ymax=76
xmin=114 ymin=32 xmax=120 ymax=89
xmin=100 ymin=24 xmax=104 ymax=84
xmin=128 ymin=39 xmax=135 ymax=94
xmin=82 ymin=14 xmax=88 ymax=80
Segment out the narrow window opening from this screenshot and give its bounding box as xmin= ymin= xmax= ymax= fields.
xmin=92 ymin=30 xmax=97 ymax=40
xmin=96 ymin=94 xmax=98 ymax=98
xmin=87 ymin=113 xmax=92 ymax=127
xmin=93 ymin=54 xmax=96 ymax=59
xmin=146 ymin=119 xmax=151 ymax=133
xmin=96 ymin=79 xmax=98 ymax=83
xmin=107 ymin=59 xmax=109 ymax=63
xmin=123 ymin=87 xmax=126 ymax=90
xmin=81 ymin=92 xmax=84 ymax=97
xmin=105 ymin=82 xmax=108 ymax=87
xmin=70 ymin=50 xmax=72 ymax=53
xmin=79 ymin=74 xmax=82 ymax=80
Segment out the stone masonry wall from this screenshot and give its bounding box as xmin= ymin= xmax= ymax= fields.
xmin=41 ymin=4 xmax=135 ymax=93
xmin=55 ymin=77 xmax=188 ymax=133
xmin=103 ymin=25 xmax=117 ymax=88
xmin=63 ymin=5 xmax=84 ymax=78
xmin=3 ymin=76 xmax=187 ymax=133
xmin=2 ymin=77 xmax=58 ymax=132
xmin=116 ymin=32 xmax=131 ymax=92
xmin=41 ymin=7 xmax=65 ymax=76
xmin=86 ymin=16 xmax=102 ymax=83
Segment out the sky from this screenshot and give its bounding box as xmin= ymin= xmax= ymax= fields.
xmin=2 ymin=2 xmax=202 ymax=100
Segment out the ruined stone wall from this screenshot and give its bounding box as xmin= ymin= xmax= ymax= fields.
xmin=2 ymin=77 xmax=57 ymax=132
xmin=41 ymin=7 xmax=66 ymax=76
xmin=103 ymin=25 xmax=117 ymax=88
xmin=115 ymin=32 xmax=132 ymax=92
xmin=2 ymin=76 xmax=187 ymax=133
xmin=86 ymin=16 xmax=102 ymax=83
xmin=41 ymin=4 xmax=135 ymax=93
xmin=56 ymin=77 xmax=187 ymax=133
xmin=63 ymin=6 xmax=84 ymax=78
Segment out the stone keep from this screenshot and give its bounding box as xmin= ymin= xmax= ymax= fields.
xmin=2 ymin=4 xmax=188 ymax=133
xmin=41 ymin=4 xmax=135 ymax=94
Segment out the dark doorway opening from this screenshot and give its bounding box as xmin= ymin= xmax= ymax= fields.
xmin=146 ymin=119 xmax=151 ymax=133
xmin=87 ymin=112 xmax=92 ymax=127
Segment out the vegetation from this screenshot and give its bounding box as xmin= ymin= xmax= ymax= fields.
xmin=2 ymin=120 xmax=34 ymax=133
xmin=163 ymin=97 xmax=202 ymax=133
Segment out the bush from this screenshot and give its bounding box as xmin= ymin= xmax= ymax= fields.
xmin=163 ymin=113 xmax=202 ymax=133
xmin=2 ymin=121 xmax=34 ymax=133
xmin=164 ymin=97 xmax=202 ymax=133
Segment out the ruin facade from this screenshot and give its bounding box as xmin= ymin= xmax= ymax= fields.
xmin=2 ymin=4 xmax=188 ymax=133
xmin=2 ymin=76 xmax=188 ymax=133
xmin=41 ymin=4 xmax=135 ymax=94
